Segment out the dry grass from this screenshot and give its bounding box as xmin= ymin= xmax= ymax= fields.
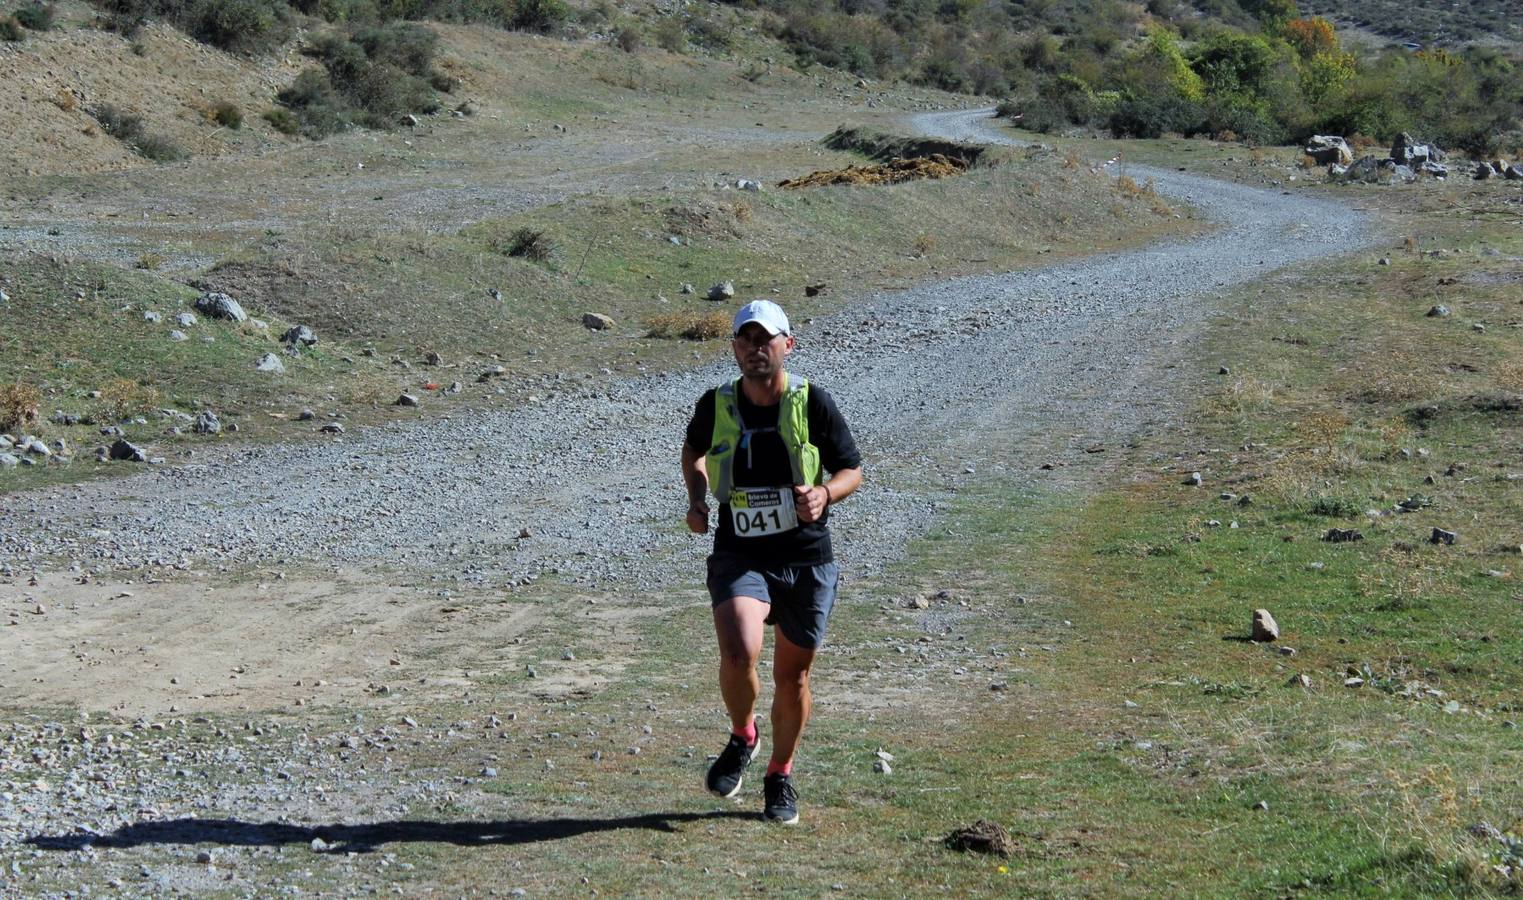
xmin=93 ymin=377 xmax=160 ymax=424
xmin=912 ymin=233 xmax=936 ymax=257
xmin=644 ymin=310 xmax=730 ymax=340
xmin=0 ymin=381 xmax=42 ymax=433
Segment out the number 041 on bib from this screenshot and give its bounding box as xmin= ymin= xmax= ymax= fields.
xmin=729 ymin=487 xmax=799 ymax=537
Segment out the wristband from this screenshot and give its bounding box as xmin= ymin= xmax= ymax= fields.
xmin=822 ymin=484 xmax=832 ymax=506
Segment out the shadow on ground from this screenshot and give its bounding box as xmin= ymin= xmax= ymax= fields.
xmin=27 ymin=810 xmax=755 ymax=853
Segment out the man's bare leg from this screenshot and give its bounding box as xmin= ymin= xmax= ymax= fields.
xmin=713 ymin=596 xmax=769 ymax=732
xmin=769 ymin=627 xmax=817 ymax=770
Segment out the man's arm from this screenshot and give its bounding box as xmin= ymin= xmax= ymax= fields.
xmin=682 ymin=441 xmax=711 ymax=534
xmin=795 ymin=465 xmax=862 ymax=524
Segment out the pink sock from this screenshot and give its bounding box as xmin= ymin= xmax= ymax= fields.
xmin=766 ymin=759 xmax=792 ymax=777
xmin=733 ymin=720 xmax=758 ymax=747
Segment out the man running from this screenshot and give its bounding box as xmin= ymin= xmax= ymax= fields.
xmin=681 ymin=299 xmax=863 ymax=825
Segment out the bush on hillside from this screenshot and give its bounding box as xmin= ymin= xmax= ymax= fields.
xmin=14 ymin=2 xmax=56 ymax=30
xmin=0 ymin=14 xmax=24 ymax=39
xmin=262 ymin=107 xmax=300 ymax=134
xmin=91 ymin=103 xmax=189 ymax=161
xmin=213 ymin=101 xmax=243 ymax=128
xmin=134 ymin=132 xmax=189 ymax=161
xmin=0 ymin=382 xmax=41 ymax=434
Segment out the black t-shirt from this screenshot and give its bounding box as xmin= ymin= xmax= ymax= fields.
xmin=685 ymin=379 xmax=861 ymax=566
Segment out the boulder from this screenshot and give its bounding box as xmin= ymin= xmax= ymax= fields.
xmin=1251 ymin=609 xmax=1280 ymax=642
xmin=1474 ymin=162 xmax=1496 ymax=180
xmin=143 ymin=310 xmax=162 ymax=323
xmin=1305 ymin=135 xmax=1352 ymax=166
xmin=477 ymin=365 xmax=507 ymax=383
xmin=281 ymin=325 xmax=317 ymax=347
xmin=1390 ymin=132 xmax=1443 ymax=166
xmin=707 ymin=281 xmax=735 ymax=302
xmin=736 ymin=179 xmax=762 ymax=192
xmin=1427 ymin=305 xmax=1451 ymax=318
xmin=395 ymin=393 xmax=420 ymax=407
xmin=192 ymin=411 xmax=221 ymax=435
xmin=174 ymin=312 xmax=197 ymax=328
xmin=194 ymin=291 xmax=247 ymax=323
xmin=169 ymin=330 xmax=188 ymax=342
xmin=581 ymin=312 xmax=615 ymax=331
xmin=320 ymin=422 xmax=345 ymax=434
xmin=1430 ymin=527 xmax=1457 ymax=545
xmin=1507 ymin=164 xmax=1523 ymax=181
xmin=254 ymin=353 xmax=286 ymax=373
xmin=1419 ymin=161 xmax=1449 ymax=178
xmin=0 ymin=453 xmax=17 ymax=467
xmin=108 ymin=438 xmax=147 ymax=462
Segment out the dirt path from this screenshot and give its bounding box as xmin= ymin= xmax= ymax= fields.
xmin=0 ymin=111 xmax=1374 ymax=716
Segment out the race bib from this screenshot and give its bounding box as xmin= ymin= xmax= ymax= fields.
xmin=729 ymin=487 xmax=799 ymax=537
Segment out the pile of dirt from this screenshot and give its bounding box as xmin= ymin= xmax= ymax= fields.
xmin=945 ymin=819 xmax=1019 ymax=856
xmin=778 ymin=154 xmax=969 ymax=189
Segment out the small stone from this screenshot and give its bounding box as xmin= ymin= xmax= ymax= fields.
xmin=1287 ymin=673 xmax=1312 ymax=688
xmin=281 ymin=325 xmax=317 ymax=347
xmin=1251 ymin=609 xmax=1279 ymax=642
xmin=1184 ymin=471 xmax=1203 ymax=486
xmin=175 ymin=312 xmax=198 ymax=328
xmin=169 ymin=329 xmax=188 ymax=342
xmin=1322 ymin=528 xmax=1363 ymax=543
xmin=395 ymin=394 xmax=420 ymax=407
xmin=562 ymin=650 xmax=576 ymax=661
xmin=143 ymin=311 xmax=162 ymax=323
xmin=1252 ymin=800 xmax=1270 ymax=811
xmin=873 ymin=759 xmax=892 ymax=774
xmin=481 ymin=767 xmax=497 ymax=777
xmin=1430 ymin=527 xmax=1457 ymax=545
xmin=1218 ymin=365 xmax=1230 ymax=375
xmin=581 ymin=312 xmax=615 ymax=331
xmin=254 ymin=353 xmax=285 ymax=373
xmin=1344 ymin=676 xmax=1365 ymax=688
xmin=1276 ymin=646 xmax=1297 ymax=657
xmin=310 ymin=838 xmax=329 ymax=852
xmin=1377 ymin=258 xmax=1390 ymax=266
xmin=1426 ymin=305 xmax=1450 ymax=318
xmin=196 ymin=849 xmax=213 ymax=864
xmin=320 ymin=422 xmax=345 ymax=434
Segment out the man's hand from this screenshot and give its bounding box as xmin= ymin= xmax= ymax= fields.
xmin=794 ymin=484 xmax=828 ymax=523
xmin=686 ymin=500 xmax=710 ymax=534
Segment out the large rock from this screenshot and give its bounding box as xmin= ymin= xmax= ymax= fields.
xmin=581 ymin=312 xmax=615 ymax=331
xmin=707 ymin=281 xmax=735 ymax=302
xmin=174 ymin=312 xmax=197 ymax=328
xmin=108 ymin=439 xmax=147 ymax=462
xmin=1419 ymin=161 xmax=1449 ymax=179
xmin=281 ymin=325 xmax=317 ymax=347
xmin=0 ymin=453 xmax=17 ymax=467
xmin=1390 ymin=132 xmax=1443 ymax=166
xmin=192 ymin=411 xmax=221 ymax=435
xmin=254 ymin=353 xmax=286 ymax=373
xmin=1305 ymin=135 xmax=1352 ymax=166
xmin=1474 ymin=162 xmax=1496 ymax=180
xmin=1506 ymin=164 xmax=1523 ymax=181
xmin=194 ymin=291 xmax=248 ymax=323
xmin=1251 ymin=609 xmax=1280 ymax=642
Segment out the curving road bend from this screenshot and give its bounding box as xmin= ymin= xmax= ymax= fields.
xmin=0 ymin=109 xmax=1374 ymax=592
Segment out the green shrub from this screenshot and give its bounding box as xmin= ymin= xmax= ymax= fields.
xmin=0 ymin=14 xmax=23 ymax=39
xmin=1307 ymin=495 xmax=1361 ymax=518
xmin=1108 ymin=92 xmax=1206 ymax=137
xmin=14 ymin=2 xmax=56 ymax=30
xmin=134 ymin=132 xmax=188 ymax=161
xmin=500 ymin=227 xmax=556 ymax=263
xmin=504 ymin=0 xmax=566 ymax=33
xmin=612 ymin=25 xmax=641 ymax=53
xmin=212 ymin=101 xmax=243 ymax=128
xmin=91 ymin=103 xmax=148 ymax=142
xmin=653 ymin=15 xmax=684 ymax=52
xmin=262 ymin=107 xmax=300 ymax=134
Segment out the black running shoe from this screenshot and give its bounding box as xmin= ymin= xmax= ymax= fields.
xmin=762 ymin=772 xmax=799 ymax=825
xmin=706 ymin=730 xmax=758 ymax=798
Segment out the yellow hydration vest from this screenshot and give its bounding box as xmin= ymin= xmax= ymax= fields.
xmin=706 ymin=374 xmax=822 ymax=502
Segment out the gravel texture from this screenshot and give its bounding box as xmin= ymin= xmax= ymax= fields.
xmin=0 ymin=109 xmax=1373 ymax=593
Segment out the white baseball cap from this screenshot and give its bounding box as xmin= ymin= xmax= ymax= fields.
xmin=732 ymin=299 xmax=791 ymax=337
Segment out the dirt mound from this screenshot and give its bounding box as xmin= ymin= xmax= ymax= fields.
xmin=946 ymin=819 xmax=1019 ymax=856
xmin=778 ymin=154 xmax=969 ymax=189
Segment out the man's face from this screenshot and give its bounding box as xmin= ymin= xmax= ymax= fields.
xmin=732 ymin=323 xmax=793 ymax=380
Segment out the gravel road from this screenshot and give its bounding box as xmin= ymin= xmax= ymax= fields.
xmin=0 ymin=109 xmax=1374 ymax=592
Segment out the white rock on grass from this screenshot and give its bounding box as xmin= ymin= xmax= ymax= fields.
xmin=254 ymin=353 xmax=285 ymax=373
xmin=194 ymin=292 xmax=247 ymax=322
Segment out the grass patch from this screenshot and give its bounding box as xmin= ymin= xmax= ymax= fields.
xmin=644 ymin=310 xmax=729 ymax=340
